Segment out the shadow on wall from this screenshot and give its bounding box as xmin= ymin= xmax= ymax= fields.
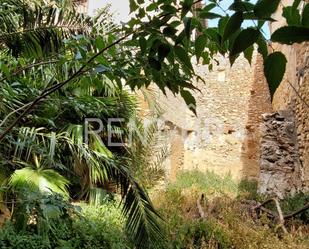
xmin=240 ymin=54 xmax=272 ymax=181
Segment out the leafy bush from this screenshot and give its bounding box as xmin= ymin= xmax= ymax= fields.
xmin=0 ymin=192 xmax=130 ymax=249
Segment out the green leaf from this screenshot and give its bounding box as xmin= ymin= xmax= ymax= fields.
xmin=230 ymin=28 xmax=260 ymax=56
xmin=139 ymin=37 xmax=147 ymax=55
xmin=244 ymin=45 xmax=254 ymax=65
xmin=302 ymin=4 xmax=309 ymax=27
xmin=199 ymin=11 xmax=222 ymax=19
xmin=95 ymin=37 xmax=105 ymax=50
xmin=129 ymin=0 xmax=138 ymax=13
xmin=161 ymin=4 xmax=177 ymax=14
xmin=218 ymin=16 xmax=229 ymax=36
xmin=0 ymin=63 xmax=10 ymax=80
xmin=203 ymin=3 xmax=216 ymax=12
xmin=229 ymin=2 xmax=254 ymax=12
xmin=146 ymin=3 xmax=158 ymax=11
xmin=137 ymin=8 xmax=146 ymax=18
xmin=180 ymin=90 xmax=196 ymax=115
xmin=229 ymin=54 xmax=238 ymax=66
xmin=271 ymin=26 xmax=309 ymax=45
xmin=222 ymin=12 xmax=243 ymax=42
xmin=184 ymin=17 xmax=192 ymax=39
xmin=181 ymin=0 xmax=194 ymax=18
xmin=264 ymin=52 xmax=287 ymax=97
xmin=175 ymin=46 xmax=193 ymax=71
xmin=257 ymin=36 xmax=268 ymax=60
xmin=283 ymin=6 xmax=301 ymax=26
xmin=158 ymin=43 xmax=171 ymax=62
xmin=254 ymin=0 xmax=280 ymax=18
xmin=163 ymin=26 xmax=177 ymax=37
xmin=195 ymin=35 xmax=207 ymax=61
xmin=205 ymin=28 xmax=221 ymax=46
xmin=293 ymin=0 xmax=302 ymax=9
xmin=243 ymin=12 xmax=276 ymax=21
xmin=148 ymin=57 xmax=161 ymax=71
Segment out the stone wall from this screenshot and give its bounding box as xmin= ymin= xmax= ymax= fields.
xmin=259 ymin=1 xmax=309 ymax=195
xmin=269 ymin=42 xmax=309 ymax=191
xmin=259 ymin=111 xmax=302 ymax=198
xmin=156 ymin=52 xmax=272 ymax=181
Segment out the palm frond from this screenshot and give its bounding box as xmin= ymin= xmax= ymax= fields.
xmin=9 ymin=166 xmax=69 ymax=197
xmin=111 ymin=163 xmax=166 ymax=249
xmin=0 ymin=0 xmax=92 ymax=57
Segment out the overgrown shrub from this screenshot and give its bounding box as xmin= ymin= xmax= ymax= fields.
xmin=0 ymin=192 xmax=130 ymax=249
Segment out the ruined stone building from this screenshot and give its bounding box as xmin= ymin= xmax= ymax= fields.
xmin=74 ymin=0 xmax=308 ymax=197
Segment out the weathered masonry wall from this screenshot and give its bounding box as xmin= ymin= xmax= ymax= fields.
xmin=259 ymin=111 xmax=302 ymax=197
xmin=268 ymin=42 xmax=309 ymax=192
xmin=156 ymin=52 xmax=272 ymax=181
xmin=259 ymin=0 xmax=309 ymax=195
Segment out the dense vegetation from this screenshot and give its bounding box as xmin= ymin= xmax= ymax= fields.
xmin=0 ymin=0 xmax=308 ymax=248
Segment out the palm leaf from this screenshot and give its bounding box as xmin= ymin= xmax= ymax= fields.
xmin=9 ymin=166 xmax=69 ymax=197
xmin=0 ymin=0 xmax=92 ymax=57
xmin=93 ymin=158 xmax=165 ymax=248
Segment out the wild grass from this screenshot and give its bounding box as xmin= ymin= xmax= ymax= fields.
xmin=152 ymin=170 xmax=309 ymax=249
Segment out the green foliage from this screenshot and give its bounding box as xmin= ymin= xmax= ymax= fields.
xmin=222 ymin=11 xmax=243 ymax=43
xmin=167 ymin=219 xmax=232 ymax=249
xmin=264 ymin=52 xmax=287 ymax=98
xmin=194 ymin=34 xmax=207 ymax=61
xmin=0 ymin=0 xmax=92 ymax=57
xmin=302 ymin=4 xmax=309 ymax=27
xmin=0 ymin=1 xmax=165 ymax=247
xmin=271 ymin=26 xmax=309 ymax=45
xmin=127 ymin=116 xmax=167 ymax=189
xmin=0 ymin=193 xmax=130 ymax=249
xmin=0 ymin=0 xmax=308 ymax=247
xmin=11 ymin=191 xmax=79 ymax=237
xmin=283 ymin=6 xmax=301 ymax=26
xmin=237 ymin=180 xmax=260 ymax=200
xmin=277 ymin=192 xmax=309 ymax=223
xmin=9 ymin=167 xmax=69 ymax=197
xmin=230 ymin=28 xmax=260 ymax=57
xmin=180 ymin=90 xmax=196 ymax=115
xmin=254 ymin=0 xmax=281 ymax=19
xmin=152 ymin=171 xmax=238 ymax=248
